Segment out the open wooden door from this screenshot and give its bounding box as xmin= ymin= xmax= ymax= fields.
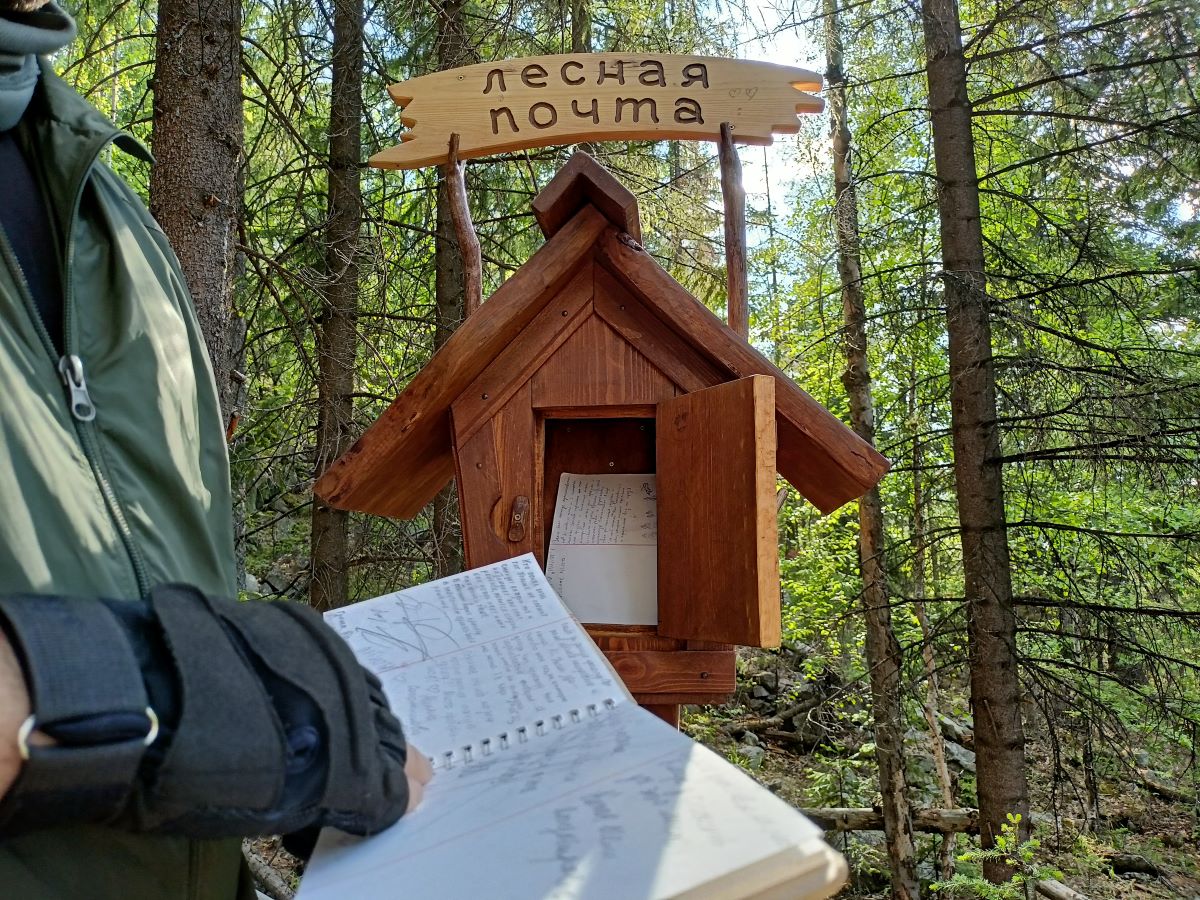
xmin=656 ymin=375 xmax=782 ymax=647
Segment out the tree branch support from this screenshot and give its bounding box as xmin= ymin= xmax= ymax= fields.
xmin=446 ymin=133 xmax=482 ymax=317
xmin=718 ymin=122 xmax=749 ymax=340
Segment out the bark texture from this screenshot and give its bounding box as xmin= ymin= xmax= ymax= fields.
xmin=571 ymin=0 xmax=596 ymax=157
xmin=445 ymin=135 xmax=482 ymax=317
xmin=919 ymin=0 xmax=1031 ymax=876
xmin=309 ymin=0 xmax=363 ymax=611
xmin=571 ymin=0 xmax=590 ymax=54
xmin=825 ymin=5 xmax=919 ymax=896
xmin=430 ymin=0 xmax=470 ymax=579
xmin=150 ymin=0 xmax=244 ymax=423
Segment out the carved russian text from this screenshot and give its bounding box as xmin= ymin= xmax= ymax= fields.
xmin=489 ymin=106 xmax=519 ymax=133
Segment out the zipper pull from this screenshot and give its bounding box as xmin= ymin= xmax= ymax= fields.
xmin=58 ymin=355 xmax=97 ymax=422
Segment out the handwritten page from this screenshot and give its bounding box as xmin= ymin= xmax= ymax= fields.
xmin=324 ymin=554 xmax=629 ymax=761
xmin=299 ymin=702 xmax=843 ymax=900
xmin=545 ymin=473 xmax=658 ymax=625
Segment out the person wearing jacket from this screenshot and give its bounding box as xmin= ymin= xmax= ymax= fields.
xmin=0 ymin=1 xmax=430 ymax=896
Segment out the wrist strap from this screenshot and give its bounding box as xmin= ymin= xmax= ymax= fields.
xmin=0 ymin=594 xmax=154 ymax=831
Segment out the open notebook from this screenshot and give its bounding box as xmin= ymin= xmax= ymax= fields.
xmin=298 ymin=554 xmax=846 ymax=900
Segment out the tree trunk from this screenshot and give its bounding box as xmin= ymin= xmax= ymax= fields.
xmin=571 ymin=0 xmax=590 ymax=53
xmin=1062 ymin=605 xmax=1100 ymax=830
xmin=150 ymin=0 xmax=244 ymax=424
xmin=571 ymin=0 xmax=596 ymax=157
xmin=912 ymin=384 xmax=958 ymax=878
xmin=919 ymin=0 xmax=1031 ymax=877
xmin=825 ymin=6 xmax=919 ymax=897
xmin=309 ymin=0 xmax=363 ymax=611
xmin=430 ymin=0 xmax=470 ymax=579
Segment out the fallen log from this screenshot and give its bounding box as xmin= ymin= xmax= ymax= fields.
xmin=1036 ymin=879 xmax=1091 ymax=900
xmin=1114 ymin=747 xmax=1197 ymax=804
xmin=243 ymin=843 xmax=295 ymax=900
xmin=1134 ymin=769 xmax=1196 ymax=804
xmin=728 ymin=694 xmax=824 ymax=735
xmin=1104 ymin=853 xmax=1161 ymax=877
xmin=800 ymin=807 xmax=980 ymax=835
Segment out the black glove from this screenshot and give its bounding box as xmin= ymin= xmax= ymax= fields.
xmin=0 ymin=585 xmax=410 ymax=839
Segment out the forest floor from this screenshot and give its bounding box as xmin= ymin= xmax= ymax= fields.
xmin=680 ymin=647 xmax=1200 ymax=900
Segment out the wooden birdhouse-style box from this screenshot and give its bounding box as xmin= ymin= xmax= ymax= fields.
xmin=316 ymin=152 xmax=889 ymax=723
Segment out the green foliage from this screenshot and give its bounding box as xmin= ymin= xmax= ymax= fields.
xmin=932 ymin=816 xmax=1062 ymax=900
xmin=801 ymin=744 xmax=879 ymax=809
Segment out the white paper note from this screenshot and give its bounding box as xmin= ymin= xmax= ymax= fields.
xmin=545 ymin=474 xmax=658 ymax=625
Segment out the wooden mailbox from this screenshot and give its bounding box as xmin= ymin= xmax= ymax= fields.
xmin=315 ymin=153 xmax=889 ymax=722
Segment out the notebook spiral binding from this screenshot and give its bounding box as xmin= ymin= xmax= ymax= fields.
xmin=432 ymin=698 xmax=618 ymax=771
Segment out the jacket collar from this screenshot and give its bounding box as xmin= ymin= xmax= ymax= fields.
xmin=16 ymin=59 xmax=152 ymax=235
xmin=31 ymin=57 xmax=152 ymax=162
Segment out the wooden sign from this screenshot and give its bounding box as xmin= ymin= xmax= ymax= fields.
xmin=371 ymin=54 xmax=824 ymax=169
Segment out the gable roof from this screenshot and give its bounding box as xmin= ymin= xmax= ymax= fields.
xmin=314 ymin=153 xmax=889 ymax=518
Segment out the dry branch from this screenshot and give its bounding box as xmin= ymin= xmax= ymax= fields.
xmin=800 ymin=807 xmax=980 ymax=835
xmin=729 ymin=695 xmax=825 ymax=734
xmin=1036 ymin=879 xmax=1092 ymax=900
xmin=243 ymin=843 xmax=295 ymax=900
xmin=446 ymin=133 xmax=482 ymax=316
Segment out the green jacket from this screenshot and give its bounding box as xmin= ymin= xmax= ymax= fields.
xmin=0 ymin=62 xmax=254 ymax=900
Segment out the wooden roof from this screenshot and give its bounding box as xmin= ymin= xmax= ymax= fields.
xmin=314 ymin=153 xmax=889 ymax=518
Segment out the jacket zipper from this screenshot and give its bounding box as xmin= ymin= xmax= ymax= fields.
xmin=0 ymin=141 xmax=151 ymax=598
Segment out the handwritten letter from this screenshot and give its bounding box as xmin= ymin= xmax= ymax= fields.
xmin=545 ymin=474 xmax=658 ymax=625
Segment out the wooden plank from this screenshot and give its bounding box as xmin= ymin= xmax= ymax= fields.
xmin=535 ymin=404 xmax=658 ymax=419
xmin=595 ymin=227 xmax=890 ymax=514
xmin=542 ymin=417 xmax=656 ymax=559
xmin=532 ymin=151 xmax=641 ymax=242
xmin=342 ymin=415 xmax=455 ymax=529
xmin=371 ymin=55 xmax=823 ymax=169
xmin=588 ymin=627 xmax=685 ymax=652
xmin=631 ymin=692 xmax=735 ymax=706
xmin=587 ymin=631 xmax=733 ymax=652
xmin=314 ymin=204 xmax=605 ymax=519
xmin=607 ymin=650 xmax=735 ymax=695
xmin=452 ymin=382 xmax=537 ymax=567
xmin=686 ymin=640 xmax=735 ymax=651
xmin=453 ymin=265 xmax=594 ymax=444
xmin=657 ymin=375 xmax=782 ymax=647
xmin=592 ymin=265 xmax=724 ymax=392
xmin=531 ymin=314 xmax=677 ymax=408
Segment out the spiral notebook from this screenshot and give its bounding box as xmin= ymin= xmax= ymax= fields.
xmin=297 ymin=554 xmax=847 ymax=900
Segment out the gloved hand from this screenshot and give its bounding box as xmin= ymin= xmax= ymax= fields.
xmin=0 ymin=585 xmax=418 ymax=839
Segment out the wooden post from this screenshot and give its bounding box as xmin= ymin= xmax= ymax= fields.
xmin=718 ymin=122 xmax=749 ymax=340
xmin=445 ymin=133 xmax=483 ymax=317
xmin=643 ymin=704 xmax=680 ymax=728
